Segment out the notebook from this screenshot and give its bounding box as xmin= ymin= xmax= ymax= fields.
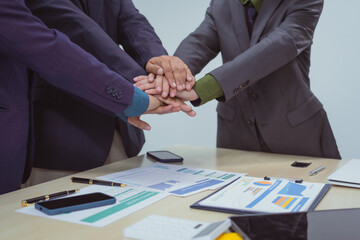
xmin=327 ymin=159 xmax=360 ymax=188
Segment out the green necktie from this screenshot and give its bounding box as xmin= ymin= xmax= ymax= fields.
xmin=239 ymin=0 xmax=262 ymax=13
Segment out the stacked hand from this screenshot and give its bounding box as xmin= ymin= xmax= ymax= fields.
xmin=129 ymin=55 xmax=200 ymax=130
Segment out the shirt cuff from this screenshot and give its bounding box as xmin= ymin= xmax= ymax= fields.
xmin=192 ymin=74 xmax=225 ymax=106
xmin=116 ymin=87 xmax=149 ymax=121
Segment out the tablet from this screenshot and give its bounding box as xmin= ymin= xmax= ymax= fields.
xmin=230 ymin=208 xmax=360 ymax=240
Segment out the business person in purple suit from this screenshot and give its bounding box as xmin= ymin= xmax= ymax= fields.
xmin=0 ymin=0 xmax=189 ymax=194
xmin=22 ymin=0 xmax=195 ymax=186
xmin=136 ymin=0 xmax=341 ymax=159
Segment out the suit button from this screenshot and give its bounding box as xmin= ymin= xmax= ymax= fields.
xmin=234 ymin=88 xmax=239 ymax=95
xmin=115 ymin=92 xmax=122 ymax=99
xmin=106 ymin=87 xmax=113 ymax=94
xmin=250 ymin=93 xmax=258 ymax=99
xmin=247 ymin=120 xmax=254 ymax=127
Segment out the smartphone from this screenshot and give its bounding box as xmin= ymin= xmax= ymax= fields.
xmin=35 ymin=192 xmax=116 ymax=215
xmin=147 ymin=151 xmax=183 ymax=163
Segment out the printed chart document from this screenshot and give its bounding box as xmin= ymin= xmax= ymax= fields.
xmin=99 ymin=163 xmax=246 ymax=197
xmin=191 ymin=176 xmax=330 ymax=214
xmin=327 ymin=159 xmax=360 ymax=188
xmin=17 ymin=185 xmax=168 ymax=227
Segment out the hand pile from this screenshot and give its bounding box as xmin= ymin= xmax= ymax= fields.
xmin=129 ymin=55 xmax=200 ymax=130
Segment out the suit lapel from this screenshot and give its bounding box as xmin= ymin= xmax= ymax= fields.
xmin=250 ymin=0 xmax=282 ymax=46
xmin=230 ymin=0 xmax=250 ymax=48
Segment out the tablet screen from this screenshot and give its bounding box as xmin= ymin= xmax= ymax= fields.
xmin=230 ymin=208 xmax=360 ymax=240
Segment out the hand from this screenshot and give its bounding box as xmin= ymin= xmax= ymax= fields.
xmin=145 ymin=55 xmax=195 ymax=91
xmin=147 ymin=95 xmax=196 ymax=117
xmin=127 ymin=95 xmax=176 ymax=131
xmin=176 ymin=89 xmax=199 ymax=102
xmin=127 ymin=94 xmax=196 ymax=130
xmin=134 ymin=74 xmax=174 ymax=98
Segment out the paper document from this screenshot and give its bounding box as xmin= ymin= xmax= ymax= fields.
xmin=17 ymin=185 xmax=168 ymax=227
xmin=99 ymin=163 xmax=246 ymax=197
xmin=191 ymin=176 xmax=329 ymax=213
xmin=327 ymin=159 xmax=360 ymax=188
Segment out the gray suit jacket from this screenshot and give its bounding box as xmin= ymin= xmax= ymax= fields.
xmin=175 ymin=0 xmax=341 ymax=159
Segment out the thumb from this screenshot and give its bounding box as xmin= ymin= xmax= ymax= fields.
xmin=128 ymin=117 xmax=151 ymax=131
xmin=146 ymin=61 xmax=163 ymax=75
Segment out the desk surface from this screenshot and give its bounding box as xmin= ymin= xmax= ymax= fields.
xmin=1 ymin=145 xmax=359 ymax=240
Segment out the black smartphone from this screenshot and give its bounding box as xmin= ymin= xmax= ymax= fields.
xmin=35 ymin=192 xmax=116 ymax=215
xmin=146 ymin=151 xmax=183 ymax=163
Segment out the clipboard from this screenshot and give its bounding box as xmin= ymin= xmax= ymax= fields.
xmin=190 ymin=176 xmax=330 ymax=214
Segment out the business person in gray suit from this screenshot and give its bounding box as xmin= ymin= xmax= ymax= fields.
xmin=136 ymin=0 xmax=341 ymax=159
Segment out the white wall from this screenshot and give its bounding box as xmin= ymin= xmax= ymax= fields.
xmin=133 ymin=0 xmax=360 ymax=159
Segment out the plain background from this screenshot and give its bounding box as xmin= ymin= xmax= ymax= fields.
xmin=133 ymin=0 xmax=360 ymax=160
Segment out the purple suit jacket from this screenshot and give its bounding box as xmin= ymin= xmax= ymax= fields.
xmin=0 ymin=0 xmax=141 ymax=194
xmin=25 ymin=0 xmax=167 ymax=176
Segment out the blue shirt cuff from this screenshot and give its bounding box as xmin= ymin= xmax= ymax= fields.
xmin=119 ymin=87 xmax=149 ymax=118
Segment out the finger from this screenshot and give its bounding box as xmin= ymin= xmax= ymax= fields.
xmin=135 ymin=82 xmax=156 ymax=91
xmin=145 ymin=89 xmax=160 ymax=95
xmin=146 ymin=61 xmax=163 ymax=76
xmin=170 ymin=59 xmax=185 ymax=91
xmin=162 ymin=78 xmax=170 ymax=98
xmin=133 ymin=78 xmax=152 ymax=87
xmin=146 ymin=105 xmax=173 ymax=115
xmin=172 ymin=98 xmax=197 ymax=117
xmin=128 ymin=116 xmax=151 ymax=131
xmin=148 ymin=73 xmax=155 ymax=83
xmin=179 ymin=102 xmax=197 ymax=117
xmin=133 ymin=75 xmax=149 ymax=82
xmin=180 ymin=67 xmax=188 ymax=90
xmin=186 ymin=67 xmax=194 ymax=82
xmin=170 ymin=107 xmax=181 ymax=113
xmin=184 ymin=109 xmax=197 ymax=117
xmin=154 ymin=74 xmax=163 ymax=94
xmin=169 ymin=88 xmax=177 ymax=98
xmin=154 ymin=95 xmax=180 ymax=108
xmin=185 ymin=68 xmax=195 ymax=90
xmin=162 ymin=62 xmax=177 ymax=89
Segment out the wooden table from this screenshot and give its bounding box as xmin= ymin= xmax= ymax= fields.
xmin=0 ymin=145 xmax=359 ymax=239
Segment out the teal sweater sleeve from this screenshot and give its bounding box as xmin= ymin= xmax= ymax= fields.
xmin=116 ymin=87 xmax=149 ymax=122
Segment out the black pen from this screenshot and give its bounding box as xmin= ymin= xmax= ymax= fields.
xmin=264 ymin=176 xmax=303 ymax=183
xmin=21 ymin=189 xmax=79 ymax=207
xmin=71 ymin=177 xmax=127 ymax=187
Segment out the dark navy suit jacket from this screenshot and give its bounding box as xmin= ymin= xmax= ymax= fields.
xmin=24 ymin=0 xmax=167 ymax=177
xmin=0 ymin=0 xmax=148 ymax=194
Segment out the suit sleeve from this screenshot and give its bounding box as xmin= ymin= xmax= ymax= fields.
xmin=117 ymin=0 xmax=168 ymax=68
xmin=210 ymin=0 xmax=323 ymax=100
xmin=175 ymin=0 xmax=323 ymax=101
xmin=174 ymin=0 xmax=221 ymax=75
xmin=26 ymin=0 xmax=150 ymax=81
xmin=0 ymin=0 xmax=147 ymax=116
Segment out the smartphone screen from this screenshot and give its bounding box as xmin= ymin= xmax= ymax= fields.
xmin=147 ymin=151 xmax=183 ymax=163
xmin=35 ymin=192 xmax=116 ymax=215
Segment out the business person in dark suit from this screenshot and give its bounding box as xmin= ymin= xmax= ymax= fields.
xmin=0 ymin=0 xmax=179 ymax=194
xmin=136 ymin=0 xmax=341 ymax=159
xmin=22 ymin=0 xmax=195 ymax=186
